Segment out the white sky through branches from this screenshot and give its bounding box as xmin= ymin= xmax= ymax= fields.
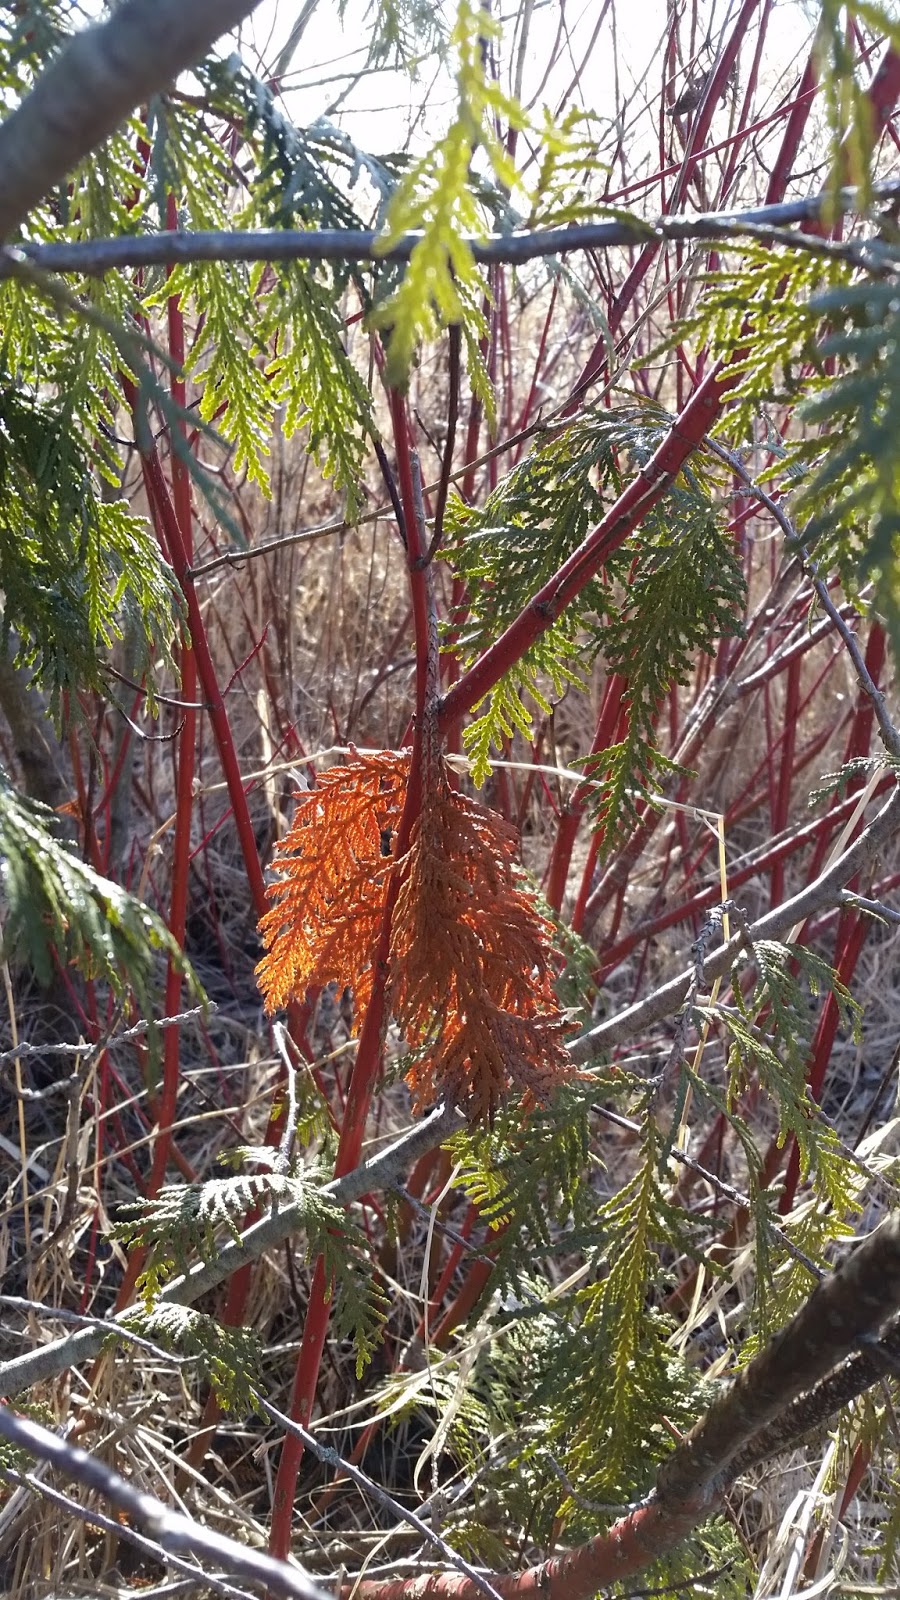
xmin=235 ymin=0 xmax=817 ymax=178
xmin=68 ymin=0 xmax=823 ymax=214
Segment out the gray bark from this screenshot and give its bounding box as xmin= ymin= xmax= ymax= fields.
xmin=0 ymin=0 xmax=263 ymax=241
xmin=0 ymin=650 xmax=68 ymax=814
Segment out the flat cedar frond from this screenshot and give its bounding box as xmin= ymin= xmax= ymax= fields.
xmin=391 ymin=759 xmax=574 ymax=1120
xmin=258 ymin=745 xmax=573 ymax=1118
xmin=419 ymin=1000 xmax=572 ymax=1125
xmin=256 ymin=750 xmax=408 ymax=1018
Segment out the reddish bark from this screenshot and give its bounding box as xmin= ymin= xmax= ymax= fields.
xmin=268 ymin=388 xmax=434 ymax=1561
xmin=147 ymin=193 xmax=198 ymax=1202
xmin=346 ymin=1497 xmax=707 ymax=1600
xmin=440 ymin=363 xmax=732 ymax=733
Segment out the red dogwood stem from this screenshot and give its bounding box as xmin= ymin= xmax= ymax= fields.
xmin=345 ymin=1495 xmax=709 ymax=1600
xmin=268 ymin=388 xmax=433 ymax=1562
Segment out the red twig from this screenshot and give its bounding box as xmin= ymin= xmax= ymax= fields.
xmin=268 ymin=388 xmax=434 ymax=1561
xmin=146 ymin=193 xmax=198 ymax=1202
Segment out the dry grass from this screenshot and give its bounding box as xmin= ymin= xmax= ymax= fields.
xmin=4 ymin=4 xmax=900 ymax=1595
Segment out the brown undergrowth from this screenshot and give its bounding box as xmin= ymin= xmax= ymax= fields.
xmin=5 ymin=4 xmax=900 ymax=1596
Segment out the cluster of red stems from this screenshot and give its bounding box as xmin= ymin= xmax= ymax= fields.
xmin=30 ymin=6 xmax=900 ymax=1598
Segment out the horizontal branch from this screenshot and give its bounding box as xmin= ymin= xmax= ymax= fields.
xmin=2 ymin=1467 xmax=259 ymax=1600
xmin=0 ymin=1101 xmax=464 ymax=1398
xmin=0 ymin=0 xmax=263 ymax=242
xmin=0 ymin=1003 xmax=212 ymax=1069
xmin=5 ymin=179 xmax=900 ymax=276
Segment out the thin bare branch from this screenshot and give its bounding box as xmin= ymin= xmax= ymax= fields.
xmin=573 ymin=780 xmax=900 ymax=1055
xmin=257 ymin=1399 xmax=503 ymax=1600
xmin=0 ymin=1406 xmax=331 ymax=1600
xmin=4 ymin=178 xmax=900 ymax=273
xmin=0 ymin=1004 xmax=213 ymax=1068
xmin=0 ymin=1468 xmax=259 ymax=1600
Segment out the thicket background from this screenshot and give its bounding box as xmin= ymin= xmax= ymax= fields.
xmin=4 ymin=2 xmax=900 ymax=1598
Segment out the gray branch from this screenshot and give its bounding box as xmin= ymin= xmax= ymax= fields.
xmin=3 ymin=178 xmax=900 ymax=273
xmin=0 ymin=1405 xmax=331 ymax=1600
xmin=0 ymin=0 xmax=263 ymax=241
xmin=729 ymin=1313 xmax=900 ymax=1477
xmin=0 ymin=1101 xmax=464 ymax=1397
xmin=3 ymin=1468 xmax=260 ymax=1600
xmin=571 ymin=779 xmax=900 ymax=1057
xmin=658 ymin=1211 xmax=900 ymax=1503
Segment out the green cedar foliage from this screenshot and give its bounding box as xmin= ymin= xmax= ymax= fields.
xmin=579 ymin=482 xmax=745 ymax=838
xmin=447 ymin=1083 xmax=597 ymax=1300
xmin=369 ymin=0 xmax=611 ymax=389
xmin=113 ymin=1164 xmax=388 ymax=1379
xmin=442 ymin=1094 xmax=709 ymax=1492
xmin=445 ymin=405 xmax=745 ymax=837
xmin=0 ymin=772 xmax=199 ymax=1021
xmin=266 ymin=265 xmax=377 ymax=514
xmin=370 ymin=0 xmax=519 ymax=386
xmin=360 ymin=0 xmax=449 ymax=69
xmin=525 ymin=109 xmax=617 ymax=229
xmin=119 ymin=1302 xmax=264 ymax=1414
xmin=722 ymin=939 xmax=861 ymax=1206
xmin=0 ymin=378 xmax=180 ymax=706
xmin=0 ymin=3 xmax=68 ymax=96
xmin=674 ymin=238 xmax=900 ymax=647
xmin=147 ymin=93 xmax=377 ymax=514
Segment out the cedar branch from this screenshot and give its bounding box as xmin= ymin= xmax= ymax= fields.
xmin=0 ymin=1102 xmax=465 ymax=1398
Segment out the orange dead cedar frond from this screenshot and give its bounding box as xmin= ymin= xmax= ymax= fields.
xmin=405 ymin=995 xmax=573 ymax=1126
xmin=256 ymin=750 xmax=408 ymax=1019
xmin=391 ymin=757 xmax=574 ymax=1122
